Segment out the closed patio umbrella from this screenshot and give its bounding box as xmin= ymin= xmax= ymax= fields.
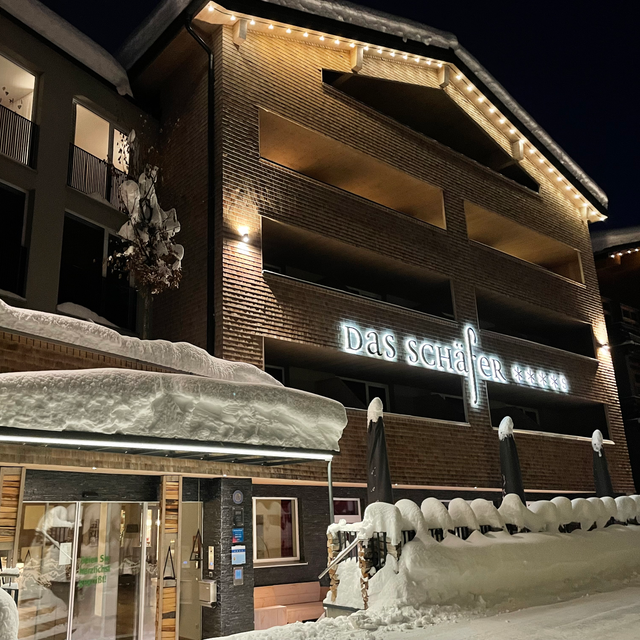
xmin=592 ymin=429 xmax=614 ymax=497
xmin=367 ymin=397 xmax=393 ymax=505
xmin=498 ymin=416 xmax=526 ymax=504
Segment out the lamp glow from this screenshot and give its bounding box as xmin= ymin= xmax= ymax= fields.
xmin=335 ymin=39 xmax=340 ymax=45
xmin=286 ymin=28 xmax=291 ymax=33
xmin=319 ymin=35 xmax=325 ymax=41
xmin=303 ymin=31 xmax=308 ymax=37
xmin=268 ymin=23 xmax=274 ymax=29
xmin=499 ymin=118 xmax=505 ymax=124
xmin=250 ymin=19 xmax=255 ymax=25
xmin=230 ymin=14 xmax=236 ymax=21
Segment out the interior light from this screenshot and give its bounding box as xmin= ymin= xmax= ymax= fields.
xmin=268 ymin=24 xmax=274 ymax=29
xmin=303 ymin=31 xmax=308 ymax=37
xmin=286 ymin=28 xmax=291 ymax=33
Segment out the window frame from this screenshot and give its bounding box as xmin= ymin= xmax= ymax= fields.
xmin=252 ymin=496 xmax=300 ymax=565
xmin=72 ymin=100 xmax=128 ymax=168
xmin=0 ymin=50 xmax=37 ymax=122
xmin=333 ymin=498 xmax=362 ymax=524
xmin=340 ymin=376 xmax=390 ymax=410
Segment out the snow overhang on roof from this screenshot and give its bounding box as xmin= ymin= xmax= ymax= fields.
xmin=0 ymin=0 xmax=132 ymax=96
xmin=591 ymin=226 xmax=640 ymax=256
xmin=119 ymin=0 xmax=607 ymax=220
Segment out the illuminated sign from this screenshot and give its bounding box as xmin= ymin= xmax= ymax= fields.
xmin=341 ymin=323 xmax=569 ymax=407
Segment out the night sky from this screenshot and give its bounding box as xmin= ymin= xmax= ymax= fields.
xmin=40 ymin=0 xmax=636 ymax=231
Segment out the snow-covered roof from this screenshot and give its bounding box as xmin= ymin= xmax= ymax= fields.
xmin=0 ymin=0 xmax=132 ymax=96
xmin=118 ymin=0 xmax=606 ymax=211
xmin=591 ymin=226 xmax=640 ymax=254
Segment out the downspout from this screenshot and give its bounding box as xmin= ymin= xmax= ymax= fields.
xmin=185 ymin=15 xmax=216 ymax=354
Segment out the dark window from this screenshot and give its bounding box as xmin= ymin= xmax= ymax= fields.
xmin=58 ymin=214 xmax=136 ymax=331
xmin=266 ymin=365 xmax=286 ymax=384
xmin=0 ymin=182 xmax=28 ymax=296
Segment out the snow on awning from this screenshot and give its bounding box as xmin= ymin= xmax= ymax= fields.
xmin=0 ymin=368 xmax=347 ymax=456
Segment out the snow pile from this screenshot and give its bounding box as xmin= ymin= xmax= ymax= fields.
xmin=0 ymin=368 xmax=347 ymax=451
xmin=469 ymin=499 xmax=504 ymax=530
xmin=0 ymin=587 xmax=18 ymax=640
xmin=588 ymin=497 xmax=611 ymax=529
xmin=447 ymin=498 xmax=478 ymax=531
xmin=615 ymin=496 xmax=636 ymax=523
xmin=551 ymin=496 xmax=575 ymax=526
xmin=360 ymin=502 xmax=404 ymax=546
xmin=602 ymin=496 xmax=619 ymax=521
xmin=498 ymin=494 xmax=526 ymax=530
xmin=0 ymin=300 xmax=278 ymax=386
xmin=396 ymin=500 xmax=429 ymax=540
xmin=341 ymin=525 xmax=640 ymax=611
xmin=421 ymin=498 xmax=453 ymax=532
xmin=0 ymin=0 xmax=131 ymax=96
xmin=528 ymin=500 xmax=559 ymax=532
xmin=57 ymin=303 xmax=118 ymax=328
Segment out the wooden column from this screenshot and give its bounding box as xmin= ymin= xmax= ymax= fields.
xmin=0 ymin=467 xmax=26 ymax=566
xmin=156 ymin=476 xmax=182 ymax=640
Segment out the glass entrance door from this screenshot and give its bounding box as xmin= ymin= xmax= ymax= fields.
xmin=17 ymin=502 xmax=159 ymax=640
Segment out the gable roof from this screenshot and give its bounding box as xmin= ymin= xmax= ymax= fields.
xmin=119 ymin=0 xmax=607 ymax=215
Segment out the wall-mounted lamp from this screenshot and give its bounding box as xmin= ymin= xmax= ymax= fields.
xmin=238 ymin=226 xmax=250 ymax=242
xmin=599 ymin=343 xmax=610 ymax=354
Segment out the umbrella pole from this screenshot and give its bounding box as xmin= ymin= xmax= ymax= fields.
xmin=327 ymin=458 xmax=335 ymax=525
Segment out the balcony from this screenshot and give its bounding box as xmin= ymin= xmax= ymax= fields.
xmin=67 ymin=144 xmax=127 ymax=211
xmin=0 ymin=102 xmax=37 ymax=166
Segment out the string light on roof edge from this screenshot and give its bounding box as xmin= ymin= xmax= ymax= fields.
xmin=230 ymin=14 xmax=236 ymax=21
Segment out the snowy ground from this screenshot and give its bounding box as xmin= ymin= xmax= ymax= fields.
xmin=220 ymin=582 xmax=640 ymax=640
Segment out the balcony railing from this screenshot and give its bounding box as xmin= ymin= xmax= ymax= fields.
xmin=0 ymin=103 xmax=37 ymax=167
xmin=67 ymin=144 xmax=128 ymax=212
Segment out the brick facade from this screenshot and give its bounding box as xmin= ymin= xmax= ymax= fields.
xmin=145 ymin=24 xmax=632 ymax=494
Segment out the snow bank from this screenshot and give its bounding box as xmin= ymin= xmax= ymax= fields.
xmin=527 ymin=501 xmax=559 ymax=533
xmin=0 ymin=587 xmax=18 ymax=640
xmin=361 ymin=503 xmax=403 ymax=546
xmin=469 ymin=499 xmax=504 ymax=530
xmin=396 ymin=500 xmax=429 ymax=540
xmin=0 ymin=300 xmax=278 ymax=386
xmin=498 ymin=494 xmax=526 ymax=530
xmin=0 ymin=0 xmax=132 ymax=96
xmin=421 ymin=498 xmax=453 ymax=532
xmin=57 ymin=303 xmax=118 ymax=328
xmin=0 ymin=368 xmax=347 ymax=451
xmin=602 ymin=496 xmax=619 ymax=521
xmin=359 ymin=526 xmax=640 ymax=610
xmin=587 ymin=498 xmax=610 ymax=529
xmin=572 ymin=498 xmax=596 ymax=531
xmin=447 ymin=498 xmax=478 ymax=531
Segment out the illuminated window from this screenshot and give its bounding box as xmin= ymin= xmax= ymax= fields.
xmin=0 ymin=53 xmax=35 ymax=121
xmin=253 ymin=498 xmax=299 ymax=563
xmin=74 ymin=103 xmax=129 ymax=171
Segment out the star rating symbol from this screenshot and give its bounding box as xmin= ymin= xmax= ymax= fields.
xmin=512 ymin=366 xmax=524 ymax=383
xmin=525 ymin=369 xmax=536 ymax=385
xmin=550 ymin=375 xmax=560 ymax=390
xmin=537 ymin=371 xmax=548 ymax=387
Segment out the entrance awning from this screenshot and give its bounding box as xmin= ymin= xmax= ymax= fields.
xmin=0 ymin=427 xmax=334 ymax=466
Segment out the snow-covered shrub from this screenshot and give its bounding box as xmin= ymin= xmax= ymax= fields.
xmin=528 ymin=501 xmax=560 ymax=532
xmin=551 ymin=496 xmax=574 ymax=527
xmin=498 ymin=494 xmax=526 ymax=530
xmin=571 ymin=498 xmax=596 ymax=531
xmin=601 ymin=496 xmax=618 ymax=523
xmin=420 ymin=498 xmax=453 ymax=533
xmin=361 ymin=502 xmax=403 ymax=546
xmin=587 ymin=497 xmax=610 ymax=529
xmin=469 ymin=498 xmax=504 ymax=531
xmin=615 ymin=496 xmax=635 ymax=524
xmin=448 ymin=498 xmax=479 ymax=532
xmin=395 ymin=499 xmax=428 ymax=540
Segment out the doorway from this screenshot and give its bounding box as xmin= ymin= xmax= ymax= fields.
xmin=16 ymin=501 xmax=159 ymax=640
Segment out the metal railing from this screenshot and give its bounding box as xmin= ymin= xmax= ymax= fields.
xmin=67 ymin=144 xmax=127 ymax=211
xmin=0 ymin=103 xmax=37 ymax=166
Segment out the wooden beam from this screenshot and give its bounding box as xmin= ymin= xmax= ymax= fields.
xmin=350 ymin=45 xmax=363 ymax=73
xmin=438 ymin=66 xmax=450 ymax=88
xmin=233 ymin=19 xmax=248 ymax=46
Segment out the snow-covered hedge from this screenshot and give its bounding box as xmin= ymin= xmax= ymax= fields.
xmin=328 ymin=495 xmax=640 ymax=611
